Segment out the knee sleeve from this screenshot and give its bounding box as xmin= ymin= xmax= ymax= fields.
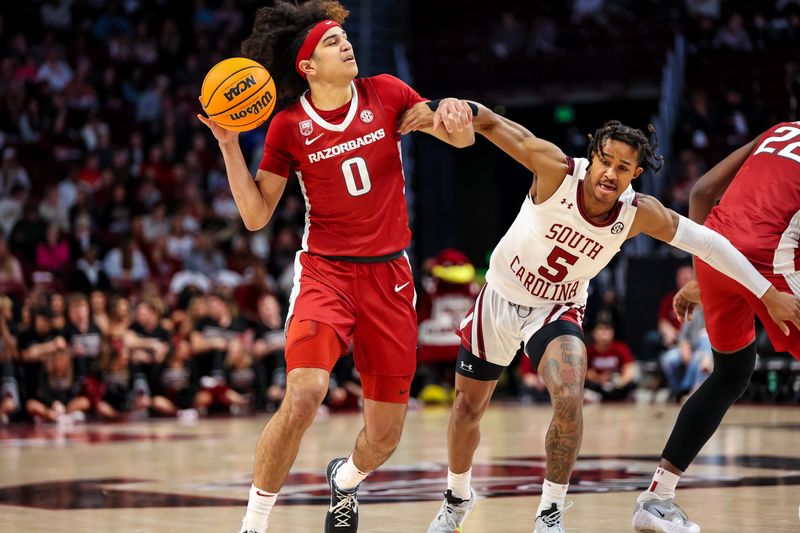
xmin=710 ymin=344 xmax=756 ymax=399
xmin=662 ymin=341 xmax=756 ymax=471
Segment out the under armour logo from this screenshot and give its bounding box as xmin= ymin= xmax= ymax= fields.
xmin=561 ymin=198 xmax=573 ymax=209
xmin=460 ymin=361 xmax=474 ymax=372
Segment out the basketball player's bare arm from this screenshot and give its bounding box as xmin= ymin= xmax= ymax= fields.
xmin=398 ymin=100 xmax=475 ymax=147
xmin=631 ymin=194 xmax=800 ymax=334
xmin=688 ymin=136 xmax=759 ymax=224
xmin=197 ymin=114 xmax=287 ymax=230
xmin=469 ymin=103 xmax=570 ymax=188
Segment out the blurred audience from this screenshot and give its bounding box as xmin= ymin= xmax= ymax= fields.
xmin=660 ymin=307 xmax=713 ymax=403
xmin=0 ymin=0 xmax=797 ymax=427
xmin=584 ymin=317 xmax=637 ymax=403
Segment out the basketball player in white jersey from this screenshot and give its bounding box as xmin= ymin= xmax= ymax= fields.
xmin=399 ymin=105 xmax=800 ymax=532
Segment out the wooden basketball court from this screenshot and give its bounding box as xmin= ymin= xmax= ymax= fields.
xmin=1 ymin=403 xmax=799 ymax=532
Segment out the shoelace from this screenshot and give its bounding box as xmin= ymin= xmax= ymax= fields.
xmin=439 ymin=501 xmax=459 ymax=528
xmin=329 ymin=489 xmax=358 ymax=527
xmin=540 ymin=501 xmax=575 ymax=527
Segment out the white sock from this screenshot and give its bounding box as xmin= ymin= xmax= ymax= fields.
xmin=333 ymin=454 xmax=369 ymax=490
xmin=638 ymin=467 xmax=680 ymax=502
xmin=447 ymin=468 xmax=472 ymax=500
xmin=241 ymin=484 xmax=277 ymax=532
xmin=537 ymin=479 xmax=568 ymax=515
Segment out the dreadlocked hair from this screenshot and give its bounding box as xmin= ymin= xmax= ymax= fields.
xmin=242 ymin=1 xmax=349 ymax=106
xmin=586 ymin=120 xmax=664 ymax=174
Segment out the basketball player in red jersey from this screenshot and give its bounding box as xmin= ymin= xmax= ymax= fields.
xmin=633 ymin=122 xmax=800 ymax=533
xmin=197 ymin=2 xmax=474 ymax=532
xmin=400 ymin=106 xmax=800 ymax=532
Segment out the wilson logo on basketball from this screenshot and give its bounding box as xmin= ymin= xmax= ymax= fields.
xmin=228 ymin=92 xmax=274 ymax=121
xmin=223 ymin=75 xmax=257 ymax=102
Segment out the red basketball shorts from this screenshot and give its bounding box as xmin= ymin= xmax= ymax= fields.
xmin=696 ymin=259 xmax=800 ymax=357
xmin=285 ymin=251 xmax=417 ymax=402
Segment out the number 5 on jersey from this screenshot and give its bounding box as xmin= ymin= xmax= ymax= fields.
xmin=538 ymin=246 xmax=579 ymax=283
xmin=341 ymin=156 xmax=372 ymax=196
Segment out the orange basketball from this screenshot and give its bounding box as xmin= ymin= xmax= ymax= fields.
xmin=200 ymin=57 xmax=277 ymax=132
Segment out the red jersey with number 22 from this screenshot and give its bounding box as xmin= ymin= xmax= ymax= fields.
xmin=258 ymin=75 xmax=426 ymax=257
xmin=705 ymin=121 xmax=800 ymax=278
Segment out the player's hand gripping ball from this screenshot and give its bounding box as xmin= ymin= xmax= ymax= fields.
xmin=200 ymin=57 xmax=277 ymax=132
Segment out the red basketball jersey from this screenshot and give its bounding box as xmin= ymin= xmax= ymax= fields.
xmin=259 ymin=75 xmax=426 ymax=257
xmin=705 ymin=121 xmax=800 ymax=278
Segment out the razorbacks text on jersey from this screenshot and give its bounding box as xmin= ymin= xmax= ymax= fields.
xmin=705 ymin=121 xmax=800 ymax=291
xmin=258 ymin=74 xmax=426 ymax=257
xmin=485 ymin=156 xmax=638 ymax=308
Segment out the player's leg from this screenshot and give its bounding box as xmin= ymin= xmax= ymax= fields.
xmin=241 ymin=319 xmax=345 ymax=533
xmin=428 ymin=284 xmax=518 ymax=533
xmin=660 ymin=342 xmax=755 ymax=472
xmin=242 ymin=254 xmax=356 ymax=533
xmin=323 ymin=378 xmax=412 ymax=532
xmin=251 ymin=365 xmax=329 ymax=485
xmin=448 ymin=366 xmax=499 ymax=480
xmin=530 ymin=322 xmax=586 ymax=532
xmin=634 ymin=260 xmax=754 ymax=533
xmin=322 ymin=257 xmax=418 ymax=533
xmin=349 ymin=375 xmax=414 ymax=472
xmin=427 ymin=348 xmax=502 ymax=533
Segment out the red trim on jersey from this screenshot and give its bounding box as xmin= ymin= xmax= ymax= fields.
xmin=795 ymin=245 xmax=800 ymax=273
xmin=558 ymin=307 xmax=583 ymax=329
xmin=575 ymin=179 xmax=624 ymax=227
xmin=543 ymin=304 xmax=563 ymax=326
xmin=458 ymin=315 xmax=474 ymax=353
xmin=566 ymin=156 xmax=575 ymax=175
xmin=475 ymin=286 xmax=487 ymax=360
xmin=295 ymin=20 xmax=341 ymax=78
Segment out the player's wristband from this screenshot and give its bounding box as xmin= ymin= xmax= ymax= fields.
xmin=426 ymin=99 xmax=479 ymax=116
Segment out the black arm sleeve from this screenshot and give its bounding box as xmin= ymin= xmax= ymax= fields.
xmin=426 ymin=99 xmax=479 ymax=116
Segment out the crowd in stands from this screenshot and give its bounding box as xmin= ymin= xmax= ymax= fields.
xmin=0 ymin=0 xmax=322 ymax=425
xmin=1 ymin=1 xmax=799 ymax=425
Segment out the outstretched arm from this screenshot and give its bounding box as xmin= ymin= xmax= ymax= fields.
xmin=400 ymin=99 xmax=476 ymax=148
xmin=688 ymin=137 xmax=758 ymax=224
xmin=470 ymin=103 xmax=569 ymax=184
xmin=631 ymin=194 xmax=800 ymax=334
xmin=398 ymin=100 xmax=570 ymax=192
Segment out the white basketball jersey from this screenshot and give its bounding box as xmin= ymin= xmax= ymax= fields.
xmin=485 ymin=157 xmax=638 ymax=308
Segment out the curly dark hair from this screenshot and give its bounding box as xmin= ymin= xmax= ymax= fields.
xmin=586 ymin=120 xmax=664 ymax=174
xmin=242 ymin=1 xmax=350 ymax=105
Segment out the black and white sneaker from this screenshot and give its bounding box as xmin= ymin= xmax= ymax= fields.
xmin=427 ymin=488 xmax=476 ymax=532
xmin=534 ymin=502 xmax=574 ymax=532
xmin=324 ymin=457 xmax=360 ymax=532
